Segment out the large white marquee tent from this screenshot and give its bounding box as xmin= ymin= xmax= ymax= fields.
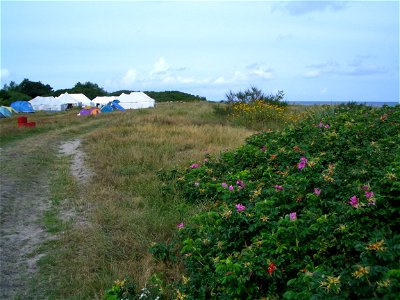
xmin=56 ymin=93 xmax=81 ymax=106
xmin=68 ymin=93 xmax=93 ymax=106
xmin=117 ymin=92 xmax=155 ymax=109
xmin=29 ymin=96 xmax=68 ymax=111
xmin=92 ymin=96 xmax=118 ymax=106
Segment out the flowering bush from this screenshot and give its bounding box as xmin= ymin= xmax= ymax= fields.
xmin=230 ymin=100 xmax=304 ymax=129
xmin=157 ymin=103 xmax=400 ymax=299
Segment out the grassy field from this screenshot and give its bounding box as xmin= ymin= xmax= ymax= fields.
xmin=1 ymin=102 xmax=261 ymax=298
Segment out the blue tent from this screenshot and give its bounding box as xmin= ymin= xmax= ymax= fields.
xmin=100 ymin=100 xmax=126 ymax=113
xmin=10 ymin=101 xmax=35 ymax=113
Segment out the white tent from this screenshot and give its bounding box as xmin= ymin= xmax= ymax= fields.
xmin=92 ymin=96 xmax=118 ymax=106
xmin=29 ymin=96 xmax=68 ymax=111
xmin=117 ymin=92 xmax=155 ymax=109
xmin=57 ymin=93 xmax=81 ymax=107
xmin=68 ymin=93 xmax=93 ymax=106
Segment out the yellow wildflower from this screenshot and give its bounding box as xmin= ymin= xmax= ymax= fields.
xmin=377 ymin=279 xmax=391 ymax=288
xmin=319 ymin=275 xmax=341 ymax=294
xmin=176 ymin=289 xmax=187 ymax=300
xmin=366 ymin=240 xmax=385 ymax=252
xmin=352 ymin=266 xmax=370 ymax=278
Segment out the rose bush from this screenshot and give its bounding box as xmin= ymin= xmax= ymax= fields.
xmin=157 ymin=103 xmax=399 ymax=299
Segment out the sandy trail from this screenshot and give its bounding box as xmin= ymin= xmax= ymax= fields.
xmin=59 ymin=139 xmax=93 ymax=183
xmin=0 ymin=138 xmax=92 ymax=299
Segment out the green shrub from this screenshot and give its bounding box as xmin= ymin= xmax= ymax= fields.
xmin=104 ymin=276 xmax=136 ymax=300
xmin=159 ymin=104 xmax=400 ymax=299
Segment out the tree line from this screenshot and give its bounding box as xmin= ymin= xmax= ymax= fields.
xmin=0 ymin=78 xmax=206 ymax=106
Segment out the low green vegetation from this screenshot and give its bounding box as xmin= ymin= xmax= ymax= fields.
xmin=0 ymin=102 xmax=254 ymax=299
xmin=155 ymin=103 xmax=399 ymax=299
xmin=2 ymin=99 xmax=398 ymax=299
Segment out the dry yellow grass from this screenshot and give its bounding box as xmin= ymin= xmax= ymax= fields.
xmin=24 ymin=102 xmax=255 ymax=298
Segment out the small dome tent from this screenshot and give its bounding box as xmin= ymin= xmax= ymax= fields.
xmin=78 ymin=107 xmax=101 ymax=116
xmin=0 ymin=106 xmax=14 ymax=118
xmin=101 ymin=100 xmax=126 ymax=113
xmin=10 ymin=101 xmax=35 ymax=113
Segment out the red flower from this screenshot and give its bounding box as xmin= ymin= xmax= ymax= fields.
xmin=267 ymin=262 xmax=277 ymax=275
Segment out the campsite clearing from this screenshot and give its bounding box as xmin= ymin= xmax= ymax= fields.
xmin=0 ymin=102 xmax=254 ymax=298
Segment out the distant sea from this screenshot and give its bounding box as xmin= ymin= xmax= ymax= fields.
xmin=288 ymin=101 xmax=399 ymax=107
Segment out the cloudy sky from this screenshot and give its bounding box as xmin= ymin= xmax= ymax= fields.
xmin=1 ymin=0 xmax=398 ymax=102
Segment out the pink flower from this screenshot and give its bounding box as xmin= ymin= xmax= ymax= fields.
xmin=274 ymin=185 xmax=284 ymax=191
xmin=298 ymin=161 xmax=306 ymax=170
xmin=289 ymin=212 xmax=297 ymax=221
xmin=314 ymin=188 xmax=321 ymax=196
xmin=365 ymin=191 xmax=374 ymax=199
xmin=261 ymin=146 xmax=267 ymax=151
xmin=235 ymin=203 xmax=246 ymax=212
xmin=368 ymin=200 xmax=376 ymax=206
xmin=298 ymin=157 xmax=308 ymax=170
xmin=236 ymin=180 xmax=245 ymax=189
xmin=190 ymin=163 xmax=199 ymax=168
xmin=324 ymin=124 xmax=330 ymax=129
xmin=348 ymin=195 xmax=359 ymax=208
xmin=229 ymin=185 xmax=234 ymax=191
xmin=361 ymin=185 xmax=370 ymax=190
xmin=221 ymin=182 xmax=228 ymax=188
xmin=318 ymin=122 xmax=324 ymax=128
xmin=177 ymin=222 xmax=184 ymax=229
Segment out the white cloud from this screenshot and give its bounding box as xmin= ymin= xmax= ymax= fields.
xmin=212 ymin=71 xmax=246 ymax=85
xmin=161 ymin=76 xmax=175 ymax=83
xmin=275 ymin=1 xmax=348 ymax=16
xmin=346 ymin=57 xmax=387 ymax=76
xmin=213 ymin=64 xmax=273 ymax=86
xmin=161 ymin=75 xmax=209 ymax=85
xmin=250 ymin=67 xmax=273 ymax=79
xmin=151 ymin=57 xmax=170 ymax=76
xmin=0 ymin=68 xmax=10 ymax=81
xmin=304 ymin=56 xmax=387 ymax=78
xmin=233 ymin=70 xmax=247 ymax=81
xmin=122 ymin=68 xmax=137 ymax=85
xmin=304 ymin=70 xmax=321 ymax=78
xmin=214 ymin=76 xmax=226 ymax=84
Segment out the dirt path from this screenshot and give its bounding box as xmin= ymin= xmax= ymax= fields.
xmin=0 ymin=137 xmax=92 ymax=299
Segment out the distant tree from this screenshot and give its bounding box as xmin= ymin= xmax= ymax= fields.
xmin=145 ymin=91 xmax=206 ymax=102
xmin=53 ymin=89 xmax=71 ymax=97
xmin=0 ymin=89 xmax=30 ymax=106
xmin=109 ymin=90 xmax=134 ymax=96
xmin=2 ymin=81 xmax=18 ymax=91
xmin=71 ymin=82 xmax=107 ymax=99
xmin=225 ymin=86 xmax=286 ymax=106
xmin=17 ymin=78 xmax=53 ymax=98
xmin=0 ymin=89 xmax=11 ymax=106
xmin=8 ymin=91 xmax=31 ymax=101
